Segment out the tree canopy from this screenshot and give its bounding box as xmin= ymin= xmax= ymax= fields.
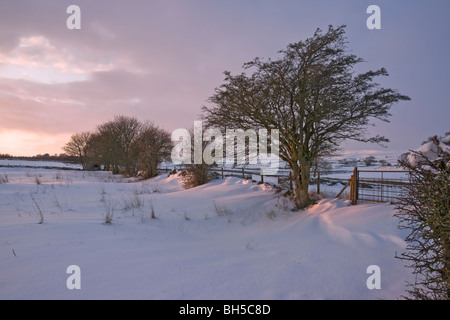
xmin=203 ymin=25 xmax=410 ymax=208
xmin=64 ymin=115 xmax=171 ymax=178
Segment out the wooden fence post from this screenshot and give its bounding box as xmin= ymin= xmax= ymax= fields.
xmin=221 ymin=167 xmax=224 ymax=179
xmin=242 ymin=168 xmax=245 ymax=179
xmin=317 ymin=171 xmax=320 ymax=195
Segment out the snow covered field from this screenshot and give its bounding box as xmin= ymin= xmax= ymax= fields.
xmin=0 ymin=159 xmax=82 ymax=170
xmin=0 ymin=161 xmax=414 ymax=300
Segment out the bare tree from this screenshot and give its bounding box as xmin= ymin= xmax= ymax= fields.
xmin=63 ymin=132 xmax=92 ymax=170
xmin=111 ymin=115 xmax=143 ymax=175
xmin=86 ymin=131 xmax=112 ymax=171
xmin=95 ymin=120 xmax=121 ymax=173
xmin=135 ymin=122 xmax=172 ymax=179
xmin=202 ymin=25 xmax=410 ymax=209
xmin=97 ymin=115 xmax=142 ymax=175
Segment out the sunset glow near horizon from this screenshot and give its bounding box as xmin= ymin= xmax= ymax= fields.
xmin=0 ymin=1 xmax=449 ymax=157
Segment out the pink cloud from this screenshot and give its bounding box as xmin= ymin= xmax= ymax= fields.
xmin=0 ymin=36 xmax=138 ymax=83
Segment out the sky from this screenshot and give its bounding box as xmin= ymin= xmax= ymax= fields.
xmin=0 ymin=0 xmax=448 ymax=157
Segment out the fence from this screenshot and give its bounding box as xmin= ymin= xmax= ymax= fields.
xmin=160 ymin=165 xmax=411 ymax=205
xmin=161 ymin=165 xmax=350 ymax=195
xmin=347 ymin=168 xmax=410 ymax=205
xmin=161 ymin=166 xmax=296 ymax=189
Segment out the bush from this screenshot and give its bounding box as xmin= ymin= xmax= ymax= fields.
xmin=395 ymin=136 xmax=450 ymax=299
xmin=363 ymin=155 xmax=376 ymax=166
xmin=0 ymin=174 xmax=8 ymax=183
xmin=180 ymin=164 xmax=212 ymax=189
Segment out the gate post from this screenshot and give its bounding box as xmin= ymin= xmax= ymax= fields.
xmin=350 ymin=173 xmax=354 ymax=205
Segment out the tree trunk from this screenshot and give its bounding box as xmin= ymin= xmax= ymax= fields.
xmin=292 ymin=162 xmax=312 ymax=209
xmin=300 ymin=161 xmax=312 ymax=208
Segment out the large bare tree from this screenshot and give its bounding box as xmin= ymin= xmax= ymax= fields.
xmin=202 ymin=25 xmax=410 ymax=209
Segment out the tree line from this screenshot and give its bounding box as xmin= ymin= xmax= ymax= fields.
xmin=63 ymin=115 xmax=172 ymax=179
xmin=0 ymin=153 xmax=76 ymax=161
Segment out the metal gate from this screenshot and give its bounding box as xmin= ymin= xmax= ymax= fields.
xmin=349 ymin=168 xmax=410 ymax=205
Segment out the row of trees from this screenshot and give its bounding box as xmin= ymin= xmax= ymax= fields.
xmin=0 ymin=153 xmax=76 ymax=161
xmin=63 ymin=115 xmax=172 ymax=179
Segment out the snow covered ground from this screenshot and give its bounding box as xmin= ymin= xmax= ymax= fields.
xmin=0 ymin=159 xmax=82 ymax=170
xmin=0 ymin=161 xmax=414 ymax=300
